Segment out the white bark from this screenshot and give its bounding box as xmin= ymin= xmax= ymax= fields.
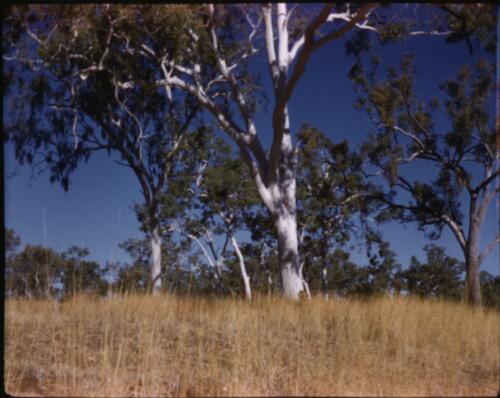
xmin=150 ymin=225 xmax=162 ymax=294
xmin=230 ymin=235 xmax=252 ymax=300
xmin=276 ymin=212 xmax=303 ymax=299
xmin=322 ymin=266 xmax=329 ymax=300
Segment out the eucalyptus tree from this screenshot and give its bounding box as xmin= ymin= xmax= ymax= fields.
xmin=3 ymin=5 xmax=204 ymax=294
xmin=345 ymin=3 xmax=498 ymax=306
xmin=243 ymin=212 xmax=280 ymax=295
xmin=106 ymin=231 xmax=186 ymax=294
xmin=397 ymin=245 xmax=465 ymax=300
xmin=363 ymin=231 xmax=401 ymax=295
xmin=296 ymin=125 xmax=379 ymax=298
xmin=351 ymin=55 xmax=498 ymax=306
xmin=479 ymin=272 xmax=500 ymax=309
xmin=305 ymin=248 xmax=365 ymax=298
xmin=60 ymin=246 xmax=108 ymax=298
xmin=167 ymin=135 xmax=258 ymax=299
xmin=198 ymin=139 xmax=259 ymax=299
xmin=6 ymin=244 xmax=64 ymax=299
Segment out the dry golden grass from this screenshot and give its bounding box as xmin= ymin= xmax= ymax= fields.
xmin=5 ymin=293 xmax=499 ymax=397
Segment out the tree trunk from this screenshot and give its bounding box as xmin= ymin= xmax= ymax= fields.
xmin=150 ymin=225 xmax=162 ymax=294
xmin=322 ymin=267 xmax=329 ymax=300
xmin=465 ymin=252 xmax=481 ymax=306
xmin=272 ymin=118 xmax=306 ymax=299
xmin=230 ymin=235 xmax=252 ymax=300
xmin=465 ymin=198 xmax=482 ymax=306
xmin=275 ymin=211 xmax=304 ymax=299
xmin=321 ymin=239 xmax=329 ymax=300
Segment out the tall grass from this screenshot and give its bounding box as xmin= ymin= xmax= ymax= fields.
xmin=5 ymin=293 xmax=499 ymax=396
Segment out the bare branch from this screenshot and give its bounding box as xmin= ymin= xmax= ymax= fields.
xmin=70 ymin=84 xmax=79 ymax=150
xmin=473 ymin=169 xmax=499 ymax=195
xmin=112 ymin=77 xmax=145 ymax=157
xmin=441 ymin=214 xmax=467 ymax=253
xmin=262 ymin=4 xmax=280 ymax=89
xmin=478 ymin=235 xmax=500 ymax=265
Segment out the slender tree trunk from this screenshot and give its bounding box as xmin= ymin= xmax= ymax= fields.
xmin=150 ymin=224 xmax=162 ymax=294
xmin=259 ymin=249 xmax=273 ymax=294
xmin=230 ymin=235 xmax=252 ymax=300
xmin=322 ymin=267 xmax=329 ymax=300
xmin=320 ymin=239 xmax=329 ymax=300
xmin=465 ymin=196 xmax=482 ymax=306
xmin=215 ymin=257 xmax=225 ymax=295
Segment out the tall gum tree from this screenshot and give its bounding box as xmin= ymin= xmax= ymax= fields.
xmin=155 ymin=3 xmax=384 ymax=298
xmin=347 ymin=3 xmax=498 ymax=306
xmin=352 ymin=56 xmax=498 ymax=306
xmin=3 ymin=5 xmax=204 ymax=293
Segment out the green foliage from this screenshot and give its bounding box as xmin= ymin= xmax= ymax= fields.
xmin=398 ymin=245 xmax=465 ymax=300
xmin=61 ymin=246 xmax=108 ymax=298
xmin=364 ymin=232 xmax=401 ymax=295
xmin=111 ymin=236 xmax=186 ymax=294
xmin=3 ymin=4 xmax=206 ymax=235
xmin=479 ymin=271 xmax=500 ymax=309
xmin=6 ymin=227 xmax=495 ymax=303
xmin=6 ymin=244 xmax=65 ymax=299
xmin=296 ymin=124 xmax=382 ymax=296
xmin=304 ymin=248 xmax=367 ymax=297
xmin=354 ymin=49 xmax=495 ymax=248
xmin=442 ymin=4 xmax=498 ymax=53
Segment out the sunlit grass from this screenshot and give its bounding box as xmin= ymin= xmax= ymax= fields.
xmin=5 ymin=293 xmax=499 ymax=396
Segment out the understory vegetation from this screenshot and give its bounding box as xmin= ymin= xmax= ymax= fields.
xmin=5 ymin=294 xmax=499 ymax=397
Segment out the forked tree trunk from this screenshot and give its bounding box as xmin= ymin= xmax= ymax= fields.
xmin=150 ymin=224 xmax=162 ymax=294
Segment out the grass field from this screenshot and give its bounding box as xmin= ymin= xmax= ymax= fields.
xmin=5 ymin=294 xmax=499 ymax=396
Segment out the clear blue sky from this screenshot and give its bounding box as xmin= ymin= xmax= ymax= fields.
xmin=4 ymin=10 xmax=499 ymax=276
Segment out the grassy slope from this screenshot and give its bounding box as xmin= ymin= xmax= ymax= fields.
xmin=5 ymin=294 xmax=499 ymax=397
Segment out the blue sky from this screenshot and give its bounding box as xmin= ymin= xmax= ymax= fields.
xmin=4 ymin=8 xmax=499 ymax=276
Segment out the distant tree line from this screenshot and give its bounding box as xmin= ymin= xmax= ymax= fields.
xmin=5 ymin=227 xmax=499 ymax=308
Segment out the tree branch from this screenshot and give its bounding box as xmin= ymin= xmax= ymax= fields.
xmin=478 ymin=235 xmax=500 ymax=265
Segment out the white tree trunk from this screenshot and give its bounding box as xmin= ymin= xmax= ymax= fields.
xmin=275 ymin=211 xmax=304 ymax=299
xmin=230 ymin=235 xmax=252 ymax=300
xmin=150 ymin=225 xmax=162 ymax=294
